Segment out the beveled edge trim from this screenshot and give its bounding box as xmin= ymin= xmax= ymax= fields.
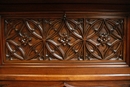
xmin=0 ymin=74 xmax=129 ymax=81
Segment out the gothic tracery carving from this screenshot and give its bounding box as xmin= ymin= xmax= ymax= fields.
xmin=5 ymin=17 xmax=124 ymax=61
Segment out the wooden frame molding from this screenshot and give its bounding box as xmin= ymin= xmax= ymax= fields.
xmin=0 ymin=74 xmax=130 ymax=81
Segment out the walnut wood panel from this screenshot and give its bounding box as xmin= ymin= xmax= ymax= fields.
xmin=0 ymin=12 xmax=129 ymax=82
xmin=0 ymin=0 xmax=130 ymax=85
xmin=1 ymin=13 xmax=126 ymax=65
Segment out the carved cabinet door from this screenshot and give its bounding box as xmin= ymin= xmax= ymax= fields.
xmin=0 ymin=1 xmax=130 ymax=87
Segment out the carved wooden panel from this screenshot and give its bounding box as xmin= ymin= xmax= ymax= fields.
xmin=4 ymin=15 xmax=125 ymax=63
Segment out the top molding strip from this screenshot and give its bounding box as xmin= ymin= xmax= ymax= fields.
xmin=0 ymin=0 xmax=130 ymax=4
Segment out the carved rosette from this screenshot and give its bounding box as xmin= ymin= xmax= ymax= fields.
xmin=85 ymin=19 xmax=124 ymax=60
xmin=4 ymin=17 xmax=124 ymax=61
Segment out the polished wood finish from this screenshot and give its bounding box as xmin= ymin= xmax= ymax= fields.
xmin=0 ymin=81 xmax=130 ymax=87
xmin=0 ymin=0 xmax=130 ymax=87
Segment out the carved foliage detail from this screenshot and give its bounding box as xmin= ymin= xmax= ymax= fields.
xmin=5 ymin=17 xmax=124 ymax=61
